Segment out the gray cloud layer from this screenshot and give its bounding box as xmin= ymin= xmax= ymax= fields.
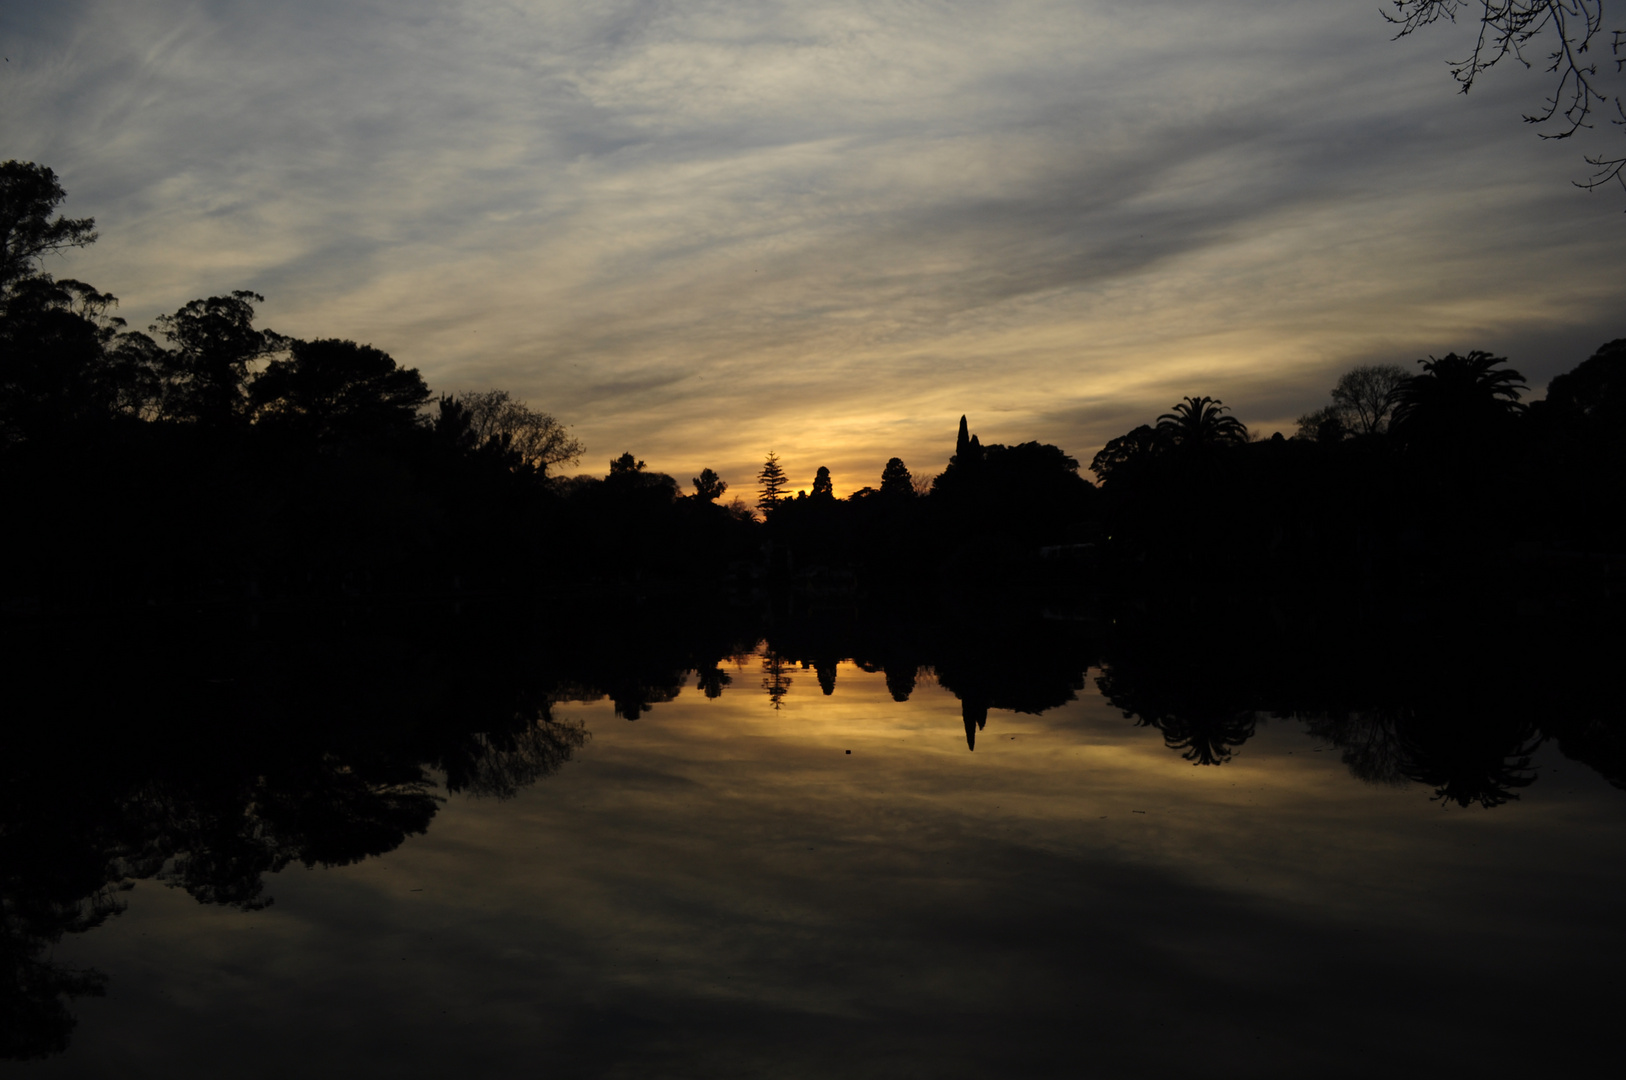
xmin=4 ymin=0 xmax=1623 ymax=489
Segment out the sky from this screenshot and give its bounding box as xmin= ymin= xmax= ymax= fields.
xmin=4 ymin=0 xmax=1625 ymax=493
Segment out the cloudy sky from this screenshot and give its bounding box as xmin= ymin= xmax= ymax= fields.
xmin=4 ymin=0 xmax=1624 ymax=492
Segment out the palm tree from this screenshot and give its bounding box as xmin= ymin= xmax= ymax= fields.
xmin=1387 ymin=351 xmax=1527 ymax=446
xmin=1155 ymin=396 xmax=1248 ymax=449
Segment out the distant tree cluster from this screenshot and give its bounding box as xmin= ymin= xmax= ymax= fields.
xmin=0 ymin=161 xmax=755 ymax=605
xmin=4 ymin=159 xmax=1621 ymax=610
xmin=1089 ymin=341 xmax=1626 ymax=599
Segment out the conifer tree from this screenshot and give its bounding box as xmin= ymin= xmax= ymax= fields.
xmin=879 ymin=457 xmax=913 ymax=497
xmin=811 ymin=465 xmax=833 ymax=501
xmin=757 ymin=451 xmax=788 ymax=515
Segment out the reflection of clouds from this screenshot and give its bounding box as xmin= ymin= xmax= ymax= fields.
xmin=7 ymin=2 xmax=1626 ymax=494
xmin=51 ymin=660 xmax=1626 ymax=1072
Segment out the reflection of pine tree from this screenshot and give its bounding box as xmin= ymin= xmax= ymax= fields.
xmin=757 ymin=451 xmax=788 ymax=515
xmin=761 ymin=651 xmax=792 ymax=709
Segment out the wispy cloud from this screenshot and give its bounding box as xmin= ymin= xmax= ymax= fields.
xmin=3 ymin=0 xmax=1622 ymax=491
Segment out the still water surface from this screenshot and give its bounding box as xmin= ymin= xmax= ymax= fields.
xmin=13 ymin=639 xmax=1625 ymax=1077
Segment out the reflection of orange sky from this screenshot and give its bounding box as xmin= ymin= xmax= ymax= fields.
xmin=50 ymin=659 xmax=1626 ymax=1072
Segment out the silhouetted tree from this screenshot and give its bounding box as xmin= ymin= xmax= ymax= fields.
xmin=879 ymin=457 xmax=914 ymax=498
xmin=1331 ymin=363 xmax=1409 ymax=435
xmin=811 ymin=465 xmax=834 ymax=501
xmin=1089 ymin=424 xmax=1168 ymax=484
xmin=691 ymin=468 xmax=728 ymax=502
xmin=0 ymin=275 xmax=133 ymax=440
xmin=447 ymin=390 xmax=584 ymax=476
xmin=953 ymin=414 xmax=983 ymax=470
xmin=249 ymin=338 xmax=429 ymax=439
xmin=758 ymin=451 xmax=788 ymax=515
xmin=609 ymin=451 xmax=646 ymax=475
xmin=1295 ymin=405 xmax=1349 ymax=443
xmin=1156 ymin=396 xmax=1248 ymax=449
xmin=0 ymin=162 xmax=150 ymax=439
xmin=149 ymin=291 xmax=288 ymax=425
xmin=1541 ymin=338 xmax=1626 ymax=420
xmin=1388 ymin=350 xmax=1527 ymax=447
xmin=0 ymin=161 xmax=97 ymax=292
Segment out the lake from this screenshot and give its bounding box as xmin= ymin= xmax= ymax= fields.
xmin=4 ymin=602 xmax=1622 ymax=1076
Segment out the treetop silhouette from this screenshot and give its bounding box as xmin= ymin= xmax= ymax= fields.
xmin=0 ymin=160 xmax=97 ymax=291
xmin=250 ymin=338 xmax=429 ymax=439
xmin=692 ymin=468 xmax=728 ymax=502
xmin=811 ymin=465 xmax=834 ymax=501
xmin=758 ymin=451 xmax=788 ymax=515
xmin=879 ymin=457 xmax=914 ymax=498
xmin=1388 ymin=350 xmax=1528 ymax=447
xmin=1156 ymin=396 xmax=1248 ymax=449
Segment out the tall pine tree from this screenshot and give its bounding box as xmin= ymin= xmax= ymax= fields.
xmin=757 ymin=451 xmax=788 ymax=515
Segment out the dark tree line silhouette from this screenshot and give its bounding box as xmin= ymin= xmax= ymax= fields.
xmin=1087 ymin=346 xmax=1625 ymax=608
xmin=7 ymin=159 xmax=1622 ymax=611
xmin=1 ymin=162 xmax=760 ymax=606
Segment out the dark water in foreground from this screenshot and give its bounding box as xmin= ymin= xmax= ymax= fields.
xmin=4 ymin=605 xmax=1623 ymax=1076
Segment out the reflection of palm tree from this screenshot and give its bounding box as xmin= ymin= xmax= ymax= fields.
xmin=1095 ymin=663 xmax=1257 ymax=766
xmin=1397 ymin=712 xmax=1542 ymax=809
xmin=1155 ymin=396 xmax=1248 ymax=449
xmin=1143 ymin=710 xmax=1257 ymax=766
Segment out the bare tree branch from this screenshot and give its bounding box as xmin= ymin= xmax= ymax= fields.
xmin=1387 ymin=2 xmax=1626 ymax=193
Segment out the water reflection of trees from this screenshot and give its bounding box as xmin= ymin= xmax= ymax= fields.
xmin=1099 ymin=606 xmax=1617 ymax=811
xmin=763 ymin=605 xmax=1091 ymax=749
xmin=0 ymin=605 xmax=597 ymax=1060
xmin=761 ymin=652 xmax=793 ymax=709
xmin=6 ymin=595 xmax=1623 ymax=1059
xmin=1094 ymin=660 xmax=1258 ymax=766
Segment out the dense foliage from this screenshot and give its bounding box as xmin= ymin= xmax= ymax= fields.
xmin=3 ymin=160 xmax=1621 ymax=611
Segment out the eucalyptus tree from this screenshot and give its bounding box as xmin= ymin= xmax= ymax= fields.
xmin=149 ymin=291 xmax=288 ymax=426
xmin=0 ymin=160 xmax=96 ymax=294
